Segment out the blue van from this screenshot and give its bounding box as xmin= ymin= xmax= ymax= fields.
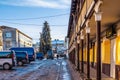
xmin=10 ymin=47 xmax=36 ymax=62
xmin=36 ymin=52 xmax=44 ymax=60
xmin=15 ymin=51 xmax=29 ymax=66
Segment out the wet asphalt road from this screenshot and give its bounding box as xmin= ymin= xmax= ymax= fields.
xmin=0 ymin=58 xmax=72 ymax=80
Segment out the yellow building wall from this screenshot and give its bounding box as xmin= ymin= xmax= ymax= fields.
xmin=94 ymin=43 xmax=97 ymax=63
xmin=82 ymin=48 xmax=93 ymax=62
xmin=81 ymin=38 xmax=111 ymax=64
xmin=90 ymin=48 xmax=93 ymax=62
xmin=116 ymin=36 xmax=120 ymax=65
xmin=101 ymin=42 xmax=104 ymax=63
xmin=101 ymin=39 xmax=110 ymax=64
xmin=83 ymin=48 xmax=87 ymax=62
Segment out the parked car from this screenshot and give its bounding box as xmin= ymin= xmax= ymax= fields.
xmin=36 ymin=52 xmax=44 ymax=60
xmin=10 ymin=47 xmax=36 ymax=62
xmin=0 ymin=50 xmax=16 ymax=70
xmin=15 ymin=51 xmax=29 ymax=66
xmin=47 ymin=50 xmax=53 ymax=59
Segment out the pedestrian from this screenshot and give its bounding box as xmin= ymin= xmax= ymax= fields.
xmin=57 ymin=54 xmax=59 ymax=59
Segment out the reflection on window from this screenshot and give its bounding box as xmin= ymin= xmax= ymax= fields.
xmin=5 ymin=32 xmax=12 ymax=38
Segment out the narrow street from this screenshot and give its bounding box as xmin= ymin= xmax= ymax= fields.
xmin=0 ymin=58 xmax=72 ymax=80
xmin=1 ymin=0 xmax=120 ymax=80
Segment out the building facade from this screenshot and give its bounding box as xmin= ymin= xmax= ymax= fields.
xmin=67 ymin=0 xmax=120 ymax=80
xmin=0 ymin=26 xmax=32 ymax=50
xmin=64 ymin=37 xmax=69 ymax=58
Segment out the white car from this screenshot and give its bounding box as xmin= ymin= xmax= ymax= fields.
xmin=0 ymin=50 xmax=17 ymax=70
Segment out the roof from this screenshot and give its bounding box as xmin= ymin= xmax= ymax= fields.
xmin=67 ymin=0 xmax=77 ymax=37
xmin=0 ymin=25 xmax=32 ymax=40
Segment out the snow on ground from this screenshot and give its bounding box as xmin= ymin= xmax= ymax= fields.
xmin=0 ymin=58 xmax=71 ymax=80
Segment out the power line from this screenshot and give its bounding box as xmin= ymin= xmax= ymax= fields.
xmin=0 ymin=20 xmax=67 ymax=27
xmin=0 ymin=13 xmax=69 ymax=20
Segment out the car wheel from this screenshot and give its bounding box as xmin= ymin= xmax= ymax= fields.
xmin=3 ymin=63 xmax=11 ymax=70
xmin=18 ymin=61 xmax=23 ymax=66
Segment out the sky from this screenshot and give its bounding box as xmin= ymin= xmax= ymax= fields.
xmin=0 ymin=0 xmax=71 ymax=43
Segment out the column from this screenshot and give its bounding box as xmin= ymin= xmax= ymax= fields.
xmin=95 ymin=12 xmax=102 ymax=80
xmin=80 ymin=30 xmax=84 ymax=73
xmin=77 ymin=34 xmax=80 ymax=71
xmin=94 ymin=1 xmax=102 ymax=80
xmin=86 ymin=20 xmax=91 ymax=79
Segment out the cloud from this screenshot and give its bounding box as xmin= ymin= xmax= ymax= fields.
xmin=0 ymin=0 xmax=71 ymax=9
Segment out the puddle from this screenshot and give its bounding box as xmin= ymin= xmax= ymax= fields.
xmin=62 ymin=61 xmax=71 ymax=80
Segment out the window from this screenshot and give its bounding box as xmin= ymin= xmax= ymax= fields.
xmin=5 ymin=32 xmax=12 ymax=38
xmin=6 ymin=41 xmax=12 ymax=48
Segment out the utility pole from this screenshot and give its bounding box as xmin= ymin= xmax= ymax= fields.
xmin=39 ymin=32 xmax=42 ymax=52
xmin=55 ymin=39 xmax=59 ymax=53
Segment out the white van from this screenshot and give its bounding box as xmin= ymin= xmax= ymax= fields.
xmin=0 ymin=50 xmax=16 ymax=70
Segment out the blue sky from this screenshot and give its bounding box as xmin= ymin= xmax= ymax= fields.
xmin=0 ymin=0 xmax=71 ymax=43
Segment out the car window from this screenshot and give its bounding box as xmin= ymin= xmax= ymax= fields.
xmin=37 ymin=53 xmax=43 ymax=56
xmin=0 ymin=52 xmax=11 ymax=58
xmin=16 ymin=52 xmax=26 ymax=57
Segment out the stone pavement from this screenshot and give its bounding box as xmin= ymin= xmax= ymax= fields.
xmin=67 ymin=60 xmax=114 ymax=80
